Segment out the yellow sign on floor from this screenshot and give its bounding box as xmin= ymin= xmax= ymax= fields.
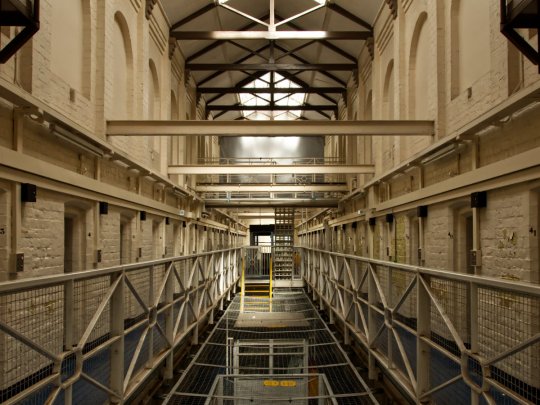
xmin=263 ymin=380 xmax=297 ymax=387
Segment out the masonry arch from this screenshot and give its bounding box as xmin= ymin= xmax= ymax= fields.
xmin=408 ymin=12 xmax=429 ymax=119
xmin=111 ymin=11 xmax=134 ymax=119
xmin=365 ymin=90 xmax=373 ymax=120
xmin=383 ymin=60 xmax=395 ymax=119
xmin=148 ymin=59 xmax=161 ymax=119
xmin=450 ymin=0 xmax=491 ymax=98
xmin=50 ymin=0 xmax=89 ymax=95
xmin=382 ymin=61 xmax=395 ymax=170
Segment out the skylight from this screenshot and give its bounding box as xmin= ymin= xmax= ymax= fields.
xmin=239 ymin=73 xmax=307 ymax=121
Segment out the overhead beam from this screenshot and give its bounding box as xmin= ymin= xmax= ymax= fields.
xmin=197 ymin=46 xmax=270 ymax=87
xmin=168 ymin=164 xmax=375 ymax=175
xmin=187 ymin=63 xmax=356 ymax=71
xmin=237 ymin=213 xmax=276 ymax=219
xmin=277 ymin=16 xmax=358 ymax=63
xmin=198 ymin=87 xmax=345 ymax=94
xmin=171 ymin=31 xmax=372 ymax=41
xmin=326 ymin=3 xmax=373 ymax=31
xmin=273 ymin=44 xmax=347 ymax=88
xmin=107 ymin=120 xmax=435 ymax=137
xmin=206 ymin=105 xmax=336 ymax=111
xmin=186 ymin=15 xmax=269 ymax=63
xmin=171 ymin=4 xmax=217 ymax=30
xmin=204 ymin=199 xmax=339 ymax=208
xmin=197 ymin=185 xmax=349 ymax=192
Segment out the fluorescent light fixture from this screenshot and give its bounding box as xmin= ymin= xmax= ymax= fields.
xmin=49 ymin=124 xmax=104 ymax=158
xmin=420 ymin=144 xmax=456 ymax=165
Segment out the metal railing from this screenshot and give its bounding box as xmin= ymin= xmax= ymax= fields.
xmin=0 ymin=248 xmax=242 ymax=405
xmin=198 ymin=157 xmax=345 ymax=166
xmin=204 ymin=374 xmax=338 ymax=404
xmin=197 ymin=173 xmax=346 ymax=186
xmin=299 ymin=247 xmax=540 ymax=405
xmin=244 ymin=245 xmax=272 ymax=279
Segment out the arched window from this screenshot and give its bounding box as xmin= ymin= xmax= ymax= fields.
xmin=112 ymin=12 xmax=133 ymax=119
xmin=50 ymin=0 xmax=86 ymax=94
xmin=365 ymin=90 xmax=373 ymax=120
xmin=382 ymin=61 xmax=395 ymax=170
xmin=148 ymin=59 xmax=160 ymax=119
xmin=451 ymin=0 xmax=491 ymax=98
xmin=170 ymin=91 xmax=179 ymax=120
xmin=408 ymin=12 xmax=429 ymax=119
xmin=383 ymin=60 xmax=395 ymax=119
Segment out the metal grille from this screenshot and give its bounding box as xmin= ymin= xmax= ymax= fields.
xmin=0 ymin=248 xmax=242 ymax=405
xmin=274 ymin=208 xmax=295 ymax=280
xmin=163 ymin=290 xmax=379 ymax=404
xmin=301 ymin=247 xmax=540 ymax=405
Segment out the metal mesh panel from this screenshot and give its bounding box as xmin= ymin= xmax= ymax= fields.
xmin=0 ymin=285 xmax=63 ymax=398
xmin=478 ymin=288 xmax=540 ymax=403
xmin=164 ymin=291 xmax=378 ymax=404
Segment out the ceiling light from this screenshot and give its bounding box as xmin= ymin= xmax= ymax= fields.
xmin=49 ymin=124 xmax=104 ymax=158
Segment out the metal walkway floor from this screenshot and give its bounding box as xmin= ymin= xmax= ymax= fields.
xmin=163 ymin=290 xmax=379 ymax=404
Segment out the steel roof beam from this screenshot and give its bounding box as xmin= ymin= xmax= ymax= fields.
xmin=171 ymin=31 xmax=371 ymax=41
xmin=277 ymin=16 xmax=358 ymax=63
xmin=326 ymin=3 xmax=373 ymax=32
xmin=200 ymin=87 xmax=346 ymax=95
xmin=187 ymin=63 xmax=356 ymax=71
xmin=272 ymin=43 xmax=348 ymax=87
xmin=206 ymin=105 xmax=337 ymax=111
xmin=185 ymin=15 xmax=270 ymax=63
xmin=170 ymin=3 xmax=217 ymax=31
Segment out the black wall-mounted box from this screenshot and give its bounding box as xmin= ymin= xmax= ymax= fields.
xmin=21 ymin=183 xmax=37 ymax=203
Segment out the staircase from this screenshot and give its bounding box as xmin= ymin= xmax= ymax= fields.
xmin=243 ymin=280 xmax=271 ymax=297
xmin=273 ymin=207 xmax=295 ymax=280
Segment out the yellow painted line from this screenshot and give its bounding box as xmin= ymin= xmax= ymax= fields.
xmin=240 ymin=257 xmax=245 ymax=313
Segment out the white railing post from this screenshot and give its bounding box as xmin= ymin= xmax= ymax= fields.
xmin=147 ymin=266 xmax=154 ymax=369
xmin=367 ymin=264 xmax=378 ymax=380
xmin=110 ymin=272 xmax=125 ymax=403
xmin=416 ymin=273 xmax=431 ymax=403
xmin=63 ymin=279 xmax=74 ymax=405
xmin=164 ymin=262 xmax=174 ymax=381
xmin=470 ymin=282 xmax=480 ymax=405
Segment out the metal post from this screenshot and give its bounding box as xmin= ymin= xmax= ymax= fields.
xmin=110 ymin=272 xmax=125 ymax=403
xmin=416 ymin=274 xmax=431 ymax=402
xmin=63 ymin=279 xmax=74 ymax=405
xmin=367 ymin=265 xmax=378 ymax=380
xmin=147 ymin=266 xmax=154 ymax=369
xmin=164 ymin=263 xmax=174 ymax=381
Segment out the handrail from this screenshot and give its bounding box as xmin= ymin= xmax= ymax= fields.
xmin=298 ymin=247 xmax=540 ymax=404
xmin=0 ymin=247 xmax=243 ymax=293
xmin=299 ymin=246 xmax=540 ymax=296
xmin=0 ymin=248 xmax=243 ymax=405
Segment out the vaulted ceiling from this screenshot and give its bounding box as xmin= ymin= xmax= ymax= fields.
xmin=162 ymin=0 xmax=384 ymax=120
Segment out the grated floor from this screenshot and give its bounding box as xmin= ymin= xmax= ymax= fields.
xmin=163 ymin=289 xmax=379 ymax=404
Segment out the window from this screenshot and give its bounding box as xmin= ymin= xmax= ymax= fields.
xmin=238 ymin=73 xmax=307 ymax=121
